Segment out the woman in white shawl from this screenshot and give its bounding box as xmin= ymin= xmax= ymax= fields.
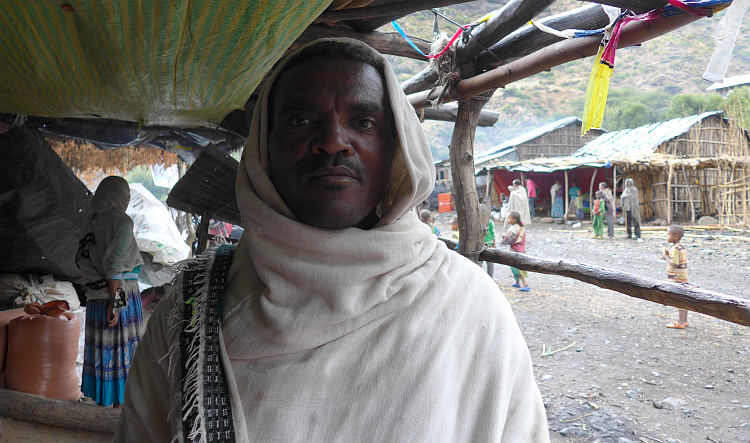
xmin=507 ymin=179 xmax=532 ymax=225
xmin=620 ymin=178 xmax=642 ymax=241
xmin=76 ymin=176 xmax=144 ymax=407
xmin=117 ymin=39 xmax=548 ymax=442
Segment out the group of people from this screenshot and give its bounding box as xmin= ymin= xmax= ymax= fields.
xmin=591 ymin=179 xmax=642 ymax=241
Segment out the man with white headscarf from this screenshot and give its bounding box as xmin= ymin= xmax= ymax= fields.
xmin=116 ymin=39 xmax=548 ymax=442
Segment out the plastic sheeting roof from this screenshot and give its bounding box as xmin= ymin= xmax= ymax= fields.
xmin=1 ymin=1 xmax=333 ymax=127
xmin=572 ymin=111 xmax=723 ymax=159
xmin=706 ymin=73 xmax=750 ymax=91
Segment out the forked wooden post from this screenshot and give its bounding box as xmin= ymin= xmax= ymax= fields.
xmin=449 ymin=83 xmax=495 ymax=262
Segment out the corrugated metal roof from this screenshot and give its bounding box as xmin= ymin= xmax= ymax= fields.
xmin=572 ymin=111 xmax=723 ymax=159
xmin=706 ymin=74 xmax=750 ymax=91
xmin=475 ymin=116 xmax=581 ymax=166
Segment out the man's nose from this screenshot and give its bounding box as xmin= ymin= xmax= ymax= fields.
xmin=312 ymin=121 xmax=353 ymax=156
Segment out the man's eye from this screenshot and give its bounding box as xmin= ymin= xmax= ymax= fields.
xmin=290 ymin=117 xmax=312 ymax=126
xmin=358 ymin=119 xmax=376 ymax=129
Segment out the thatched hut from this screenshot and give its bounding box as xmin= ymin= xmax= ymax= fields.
xmin=487 ymin=111 xmax=750 ymax=226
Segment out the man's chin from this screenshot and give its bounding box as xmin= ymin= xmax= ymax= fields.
xmin=295 ymin=201 xmax=373 ymax=230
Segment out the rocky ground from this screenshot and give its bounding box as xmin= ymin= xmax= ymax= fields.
xmin=3 ymin=217 xmax=749 ymax=442
xmin=445 ymin=214 xmax=749 ymax=443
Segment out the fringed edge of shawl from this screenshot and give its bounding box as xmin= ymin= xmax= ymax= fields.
xmin=162 ymin=248 xmax=219 ymax=443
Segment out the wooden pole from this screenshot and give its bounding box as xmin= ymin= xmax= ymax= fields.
xmin=449 ymin=88 xmax=494 ymax=263
xmin=455 ymin=0 xmax=556 ymax=64
xmin=439 ymin=238 xmax=750 ymax=327
xmin=612 ymin=165 xmax=617 ymax=219
xmin=196 ymin=210 xmax=212 ymax=255
xmin=0 ymin=388 xmax=120 ymax=434
xmin=667 ymin=162 xmax=674 ymax=224
xmin=681 ymin=164 xmax=696 ymax=223
xmin=589 ymin=167 xmax=597 ymax=220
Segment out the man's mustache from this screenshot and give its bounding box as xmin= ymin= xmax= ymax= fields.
xmin=301 ymin=153 xmax=366 ymax=179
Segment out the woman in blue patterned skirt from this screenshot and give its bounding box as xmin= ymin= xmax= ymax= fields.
xmin=76 ymin=176 xmax=144 ymax=407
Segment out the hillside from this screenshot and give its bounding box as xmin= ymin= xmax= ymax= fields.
xmin=383 ymin=1 xmax=750 ymax=160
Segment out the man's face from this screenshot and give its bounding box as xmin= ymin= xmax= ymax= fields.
xmin=268 ymin=58 xmax=395 ymax=229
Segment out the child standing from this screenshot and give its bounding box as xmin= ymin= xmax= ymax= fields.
xmin=500 ymin=211 xmax=530 ymax=292
xmin=574 ymin=189 xmax=586 ymax=221
xmin=450 ymin=216 xmax=459 ymax=240
xmin=663 ymin=224 xmax=689 ymax=328
xmin=419 ymin=209 xmax=439 ymax=235
xmin=592 ymin=191 xmax=605 ymax=239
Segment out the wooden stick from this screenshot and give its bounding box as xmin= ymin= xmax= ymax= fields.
xmin=0 ymin=388 xmax=119 ymax=434
xmin=439 ymin=238 xmax=750 ymax=327
xmin=455 ymin=0 xmax=556 ymax=64
xmin=681 ymin=164 xmax=696 ymax=223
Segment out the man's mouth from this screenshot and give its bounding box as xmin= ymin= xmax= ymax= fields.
xmin=306 ymin=166 xmax=359 ymax=185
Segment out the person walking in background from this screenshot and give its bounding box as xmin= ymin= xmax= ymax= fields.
xmin=663 ymin=225 xmax=689 ymax=329
xmin=550 ymin=180 xmax=564 ymax=218
xmin=480 ymin=218 xmax=496 ymax=277
xmin=75 ymin=176 xmax=145 ymax=408
xmin=599 ymin=182 xmax=615 ymax=238
xmin=574 ymin=189 xmax=586 ymax=221
xmin=419 ymin=209 xmax=439 ymax=236
xmin=501 ymin=211 xmax=530 ymax=292
xmin=508 ymin=179 xmax=531 ymax=225
xmin=620 ymin=178 xmax=642 ymax=242
xmin=592 ymin=191 xmax=605 ymax=239
xmin=525 ymin=178 xmax=538 ymax=218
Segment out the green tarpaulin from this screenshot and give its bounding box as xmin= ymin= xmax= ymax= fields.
xmin=1 ymin=1 xmax=333 ymax=127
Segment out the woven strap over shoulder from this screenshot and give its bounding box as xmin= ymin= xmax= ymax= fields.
xmin=180 ymin=244 xmax=236 ymax=443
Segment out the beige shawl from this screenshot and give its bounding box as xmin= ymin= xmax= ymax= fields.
xmin=117 ymin=38 xmax=548 ymax=442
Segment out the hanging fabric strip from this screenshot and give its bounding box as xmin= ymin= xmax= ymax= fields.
xmin=581 ymin=0 xmax=731 ymax=135
xmin=703 ymin=0 xmax=750 ymax=82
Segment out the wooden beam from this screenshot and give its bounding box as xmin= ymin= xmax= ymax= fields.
xmin=401 ymin=4 xmax=608 ymax=94
xmin=459 ymin=11 xmax=702 ymax=99
xmin=439 ymin=238 xmax=750 ymax=327
xmin=475 ymin=4 xmax=610 ymax=71
xmin=419 ymin=105 xmax=499 ymax=127
xmin=408 ymin=10 xmax=702 ymax=108
xmin=295 ymin=25 xmax=431 ymax=60
xmin=401 ymin=66 xmax=439 ymax=95
xmin=315 ymin=0 xmax=475 ymax=22
xmin=455 ymin=0 xmax=557 ymax=64
xmin=0 ymin=388 xmax=120 ymax=434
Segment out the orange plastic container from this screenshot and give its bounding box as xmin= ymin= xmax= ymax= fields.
xmin=438 ymin=193 xmax=454 ymax=213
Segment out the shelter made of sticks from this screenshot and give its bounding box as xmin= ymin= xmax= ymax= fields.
xmin=486 ymin=111 xmax=750 ymax=226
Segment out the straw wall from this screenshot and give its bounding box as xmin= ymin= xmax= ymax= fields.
xmin=643 ymin=114 xmax=750 ymax=226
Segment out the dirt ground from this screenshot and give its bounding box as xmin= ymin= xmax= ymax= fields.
xmin=2 ymin=217 xmax=749 ymax=442
xmin=464 ymin=216 xmax=750 ymax=443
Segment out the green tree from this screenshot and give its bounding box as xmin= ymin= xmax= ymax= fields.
xmin=724 ymin=87 xmax=750 ymax=130
xmin=665 ymin=93 xmax=724 ymax=119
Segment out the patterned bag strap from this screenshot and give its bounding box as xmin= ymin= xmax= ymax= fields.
xmin=180 ymin=244 xmax=236 ymax=443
